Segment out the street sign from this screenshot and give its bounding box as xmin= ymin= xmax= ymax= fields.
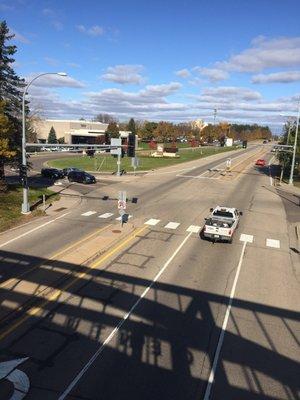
xmin=118 ymin=191 xmax=127 ymax=210
xmin=111 ymin=138 xmax=122 ymax=155
xmin=119 ymin=208 xmax=125 ymax=216
xmin=118 ymin=200 xmax=127 ymax=210
xmin=226 ymin=158 xmax=232 ymax=169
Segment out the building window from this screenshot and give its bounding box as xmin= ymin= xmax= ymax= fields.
xmin=81 ymin=124 xmax=87 ymax=128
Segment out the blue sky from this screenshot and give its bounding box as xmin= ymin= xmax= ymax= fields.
xmin=1 ymin=0 xmax=300 ymax=132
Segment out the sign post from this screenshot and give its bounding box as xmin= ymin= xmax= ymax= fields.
xmin=131 ymin=156 xmax=140 ymax=175
xmin=111 ymin=138 xmax=122 ymax=176
xmin=118 ymin=191 xmax=127 ymax=226
xmin=226 ymin=158 xmax=232 ymax=172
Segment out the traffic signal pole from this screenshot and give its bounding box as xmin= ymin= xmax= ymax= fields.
xmin=21 ymin=88 xmax=30 ymax=214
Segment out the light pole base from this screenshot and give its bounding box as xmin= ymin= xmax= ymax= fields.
xmin=21 ymin=203 xmax=31 ymax=215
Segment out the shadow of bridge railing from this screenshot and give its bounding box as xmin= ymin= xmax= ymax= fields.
xmin=0 ymin=249 xmax=299 ymax=400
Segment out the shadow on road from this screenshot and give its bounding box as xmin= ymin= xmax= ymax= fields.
xmin=0 ymin=245 xmax=299 ymax=400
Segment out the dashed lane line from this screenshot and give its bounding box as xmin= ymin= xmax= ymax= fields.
xmin=98 ymin=213 xmax=114 ymax=219
xmin=81 ymin=211 xmax=97 ymax=216
xmin=58 ymin=230 xmax=194 ymax=400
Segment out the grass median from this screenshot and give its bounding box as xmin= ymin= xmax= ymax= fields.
xmin=48 ymin=146 xmax=237 ymax=172
xmin=0 ymin=185 xmax=60 ymax=233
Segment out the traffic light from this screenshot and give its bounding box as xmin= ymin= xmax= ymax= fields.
xmin=20 ymin=164 xmax=27 ymax=187
xmin=127 ymin=133 xmax=135 ymax=157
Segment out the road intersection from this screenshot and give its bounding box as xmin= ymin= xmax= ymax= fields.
xmin=0 ymin=145 xmax=299 ymax=400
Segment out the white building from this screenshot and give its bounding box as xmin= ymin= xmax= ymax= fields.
xmin=33 ymin=119 xmax=131 ymax=144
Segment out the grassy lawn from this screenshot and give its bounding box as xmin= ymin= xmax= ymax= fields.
xmin=48 ymin=146 xmax=236 ymax=172
xmin=0 ymin=185 xmax=59 ymax=233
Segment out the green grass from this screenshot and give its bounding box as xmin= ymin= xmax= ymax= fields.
xmin=48 ymin=146 xmax=236 ymax=172
xmin=0 ymin=185 xmax=59 ymax=233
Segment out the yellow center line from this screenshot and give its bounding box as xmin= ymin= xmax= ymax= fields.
xmin=0 ymin=225 xmax=148 ymax=341
xmin=0 ymin=224 xmax=112 ymax=289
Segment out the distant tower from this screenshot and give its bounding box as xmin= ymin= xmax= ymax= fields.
xmin=213 ymin=108 xmax=217 ymax=125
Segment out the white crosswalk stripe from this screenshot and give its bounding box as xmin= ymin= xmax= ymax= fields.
xmin=164 ymin=222 xmax=180 ymax=230
xmin=144 ymin=218 xmax=160 ymax=226
xmin=116 ymin=215 xmax=132 ymax=221
xmin=98 ymin=213 xmax=114 ymax=219
xmin=240 ymin=234 xmax=254 ymax=243
xmin=266 ymin=238 xmax=280 ymax=248
xmin=81 ymin=211 xmax=97 ymax=217
xmin=186 ymin=225 xmax=201 ymax=233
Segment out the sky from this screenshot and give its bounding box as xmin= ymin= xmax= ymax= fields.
xmin=1 ymin=0 xmax=300 ymax=133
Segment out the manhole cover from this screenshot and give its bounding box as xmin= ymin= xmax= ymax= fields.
xmin=112 ymin=230 xmax=121 ymax=233
xmin=55 ymin=207 xmax=67 ymax=212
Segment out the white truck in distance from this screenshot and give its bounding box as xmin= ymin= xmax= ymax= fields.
xmin=202 ymin=206 xmax=243 ymax=243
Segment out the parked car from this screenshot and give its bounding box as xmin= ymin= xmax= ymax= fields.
xmin=255 ymin=159 xmax=266 ymax=167
xmin=41 ymin=168 xmax=64 ymax=179
xmin=62 ymin=167 xmax=82 ymax=177
xmin=202 ymin=206 xmax=242 ymax=243
xmin=68 ymin=171 xmax=96 ymax=184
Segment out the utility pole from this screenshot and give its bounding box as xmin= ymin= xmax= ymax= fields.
xmin=289 ymin=100 xmax=300 ymax=185
xmin=21 ymin=72 xmax=67 ymax=214
xmin=213 ymin=108 xmax=217 ymax=125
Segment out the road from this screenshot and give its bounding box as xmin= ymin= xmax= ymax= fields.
xmin=0 ymin=145 xmax=299 ymax=400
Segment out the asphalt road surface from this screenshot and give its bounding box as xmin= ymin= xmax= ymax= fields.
xmin=0 ymin=145 xmax=299 ymax=400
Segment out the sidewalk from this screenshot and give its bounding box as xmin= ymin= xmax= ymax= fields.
xmin=41 ymin=184 xmax=83 ymax=216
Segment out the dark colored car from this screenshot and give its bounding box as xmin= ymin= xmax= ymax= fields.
xmin=62 ymin=167 xmax=82 ymax=177
xmin=68 ymin=171 xmax=96 ymax=184
xmin=41 ymin=168 xmax=64 ymax=179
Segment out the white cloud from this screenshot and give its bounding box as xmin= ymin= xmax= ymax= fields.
xmin=42 ymin=8 xmax=63 ymax=31
xmin=76 ymin=24 xmax=104 ymax=36
xmin=175 ymin=69 xmax=191 ymax=78
xmin=217 ymin=36 xmax=300 ymax=73
xmin=10 ymin=29 xmax=30 ymax=44
xmin=26 ymin=74 xmax=85 ymax=89
xmin=0 ymin=3 xmax=14 ymax=11
xmin=194 ymin=67 xmax=229 ymax=82
xmin=199 ymin=86 xmax=262 ymax=101
xmin=101 ymin=65 xmax=145 ymax=84
xmin=252 ymin=71 xmax=300 ymax=84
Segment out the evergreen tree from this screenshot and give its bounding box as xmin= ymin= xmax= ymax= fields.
xmin=105 ymin=122 xmax=119 ymax=139
xmin=0 ymin=21 xmax=25 ymax=190
xmin=48 ymin=126 xmax=57 ymax=143
xmin=127 ymin=118 xmax=136 ymax=135
xmin=0 ymin=100 xmax=16 ymax=191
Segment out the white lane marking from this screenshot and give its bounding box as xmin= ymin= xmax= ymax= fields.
xmin=164 ymin=222 xmax=180 ymax=230
xmin=203 ymin=240 xmax=248 ymax=400
xmin=144 ymin=218 xmax=160 ymax=226
xmin=81 ymin=211 xmax=97 ymax=217
xmin=98 ymin=213 xmax=114 ymax=219
xmin=239 ymin=233 xmax=253 ymax=243
xmin=186 ymin=225 xmax=201 ymax=233
xmin=0 ymin=213 xmax=70 ymax=249
xmin=266 ymin=238 xmax=280 ymax=248
xmin=151 ymin=166 xmax=196 ymax=175
xmin=268 ymin=156 xmax=275 ymax=186
xmin=0 ymin=357 xmax=30 ymax=399
xmin=58 ymin=231 xmax=194 ymax=400
xmin=115 ymin=215 xmax=132 ymax=221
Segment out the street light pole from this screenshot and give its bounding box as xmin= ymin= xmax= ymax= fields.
xmin=21 ymin=72 xmax=67 ymax=214
xmin=288 ymin=99 xmax=300 ymax=185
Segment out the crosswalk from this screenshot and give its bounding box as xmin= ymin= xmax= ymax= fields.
xmin=80 ymin=210 xmax=282 ymax=248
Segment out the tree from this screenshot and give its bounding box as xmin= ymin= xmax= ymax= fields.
xmin=57 ymin=137 xmax=65 ymax=144
xmin=48 ymin=126 xmax=57 ymax=143
xmin=139 ymin=121 xmax=158 ymax=141
xmin=95 ymin=113 xmax=117 ymax=124
xmin=153 ymin=121 xmax=176 ymax=142
xmin=127 ymin=118 xmax=136 ymax=135
xmin=106 ymin=122 xmax=119 ymax=138
xmin=0 ymin=101 xmax=16 ymax=191
xmin=0 ymin=21 xmax=25 ymax=190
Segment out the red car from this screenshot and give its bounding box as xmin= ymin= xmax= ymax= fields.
xmin=255 ymin=159 xmax=266 ymax=167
